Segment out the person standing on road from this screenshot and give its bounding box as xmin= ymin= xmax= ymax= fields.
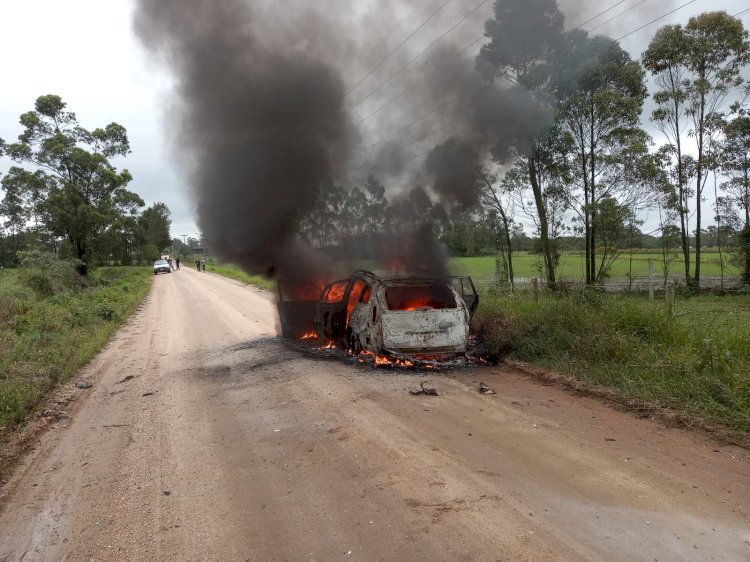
xmin=196 ymin=259 xmax=200 ymax=271
xmin=176 ymin=257 xmax=180 ymax=270
xmin=201 ymin=257 xmax=206 ymax=271
xmin=168 ymin=257 xmax=174 ymax=271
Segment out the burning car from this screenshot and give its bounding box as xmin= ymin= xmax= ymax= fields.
xmin=278 ymin=270 xmax=477 ymax=359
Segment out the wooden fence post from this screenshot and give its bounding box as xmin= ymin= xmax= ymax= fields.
xmin=531 ymin=276 xmax=539 ymax=302
xmin=665 ymin=281 xmax=675 ymax=318
xmin=648 ymin=257 xmax=654 ymax=300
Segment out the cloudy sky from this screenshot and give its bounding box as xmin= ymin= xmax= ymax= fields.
xmin=1 ymin=0 xmax=748 ymax=240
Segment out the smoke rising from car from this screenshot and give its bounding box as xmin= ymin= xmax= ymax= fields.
xmin=133 ymin=0 xmax=676 ymax=280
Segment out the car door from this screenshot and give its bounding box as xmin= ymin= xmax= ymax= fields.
xmin=451 ymin=276 xmax=479 ymax=319
xmin=313 ymin=279 xmax=352 ymax=340
xmin=277 ymin=279 xmax=323 ymax=339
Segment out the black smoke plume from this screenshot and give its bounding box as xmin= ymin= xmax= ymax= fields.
xmin=134 ymin=0 xmax=354 ymax=279
xmin=133 ymin=0 xmax=675 ymax=281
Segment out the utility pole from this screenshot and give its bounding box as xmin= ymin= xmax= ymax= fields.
xmin=181 ymin=234 xmax=187 ymax=245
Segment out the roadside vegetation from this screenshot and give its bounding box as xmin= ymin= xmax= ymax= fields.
xmin=0 ymin=261 xmax=151 ymax=431
xmin=473 ymin=290 xmax=750 ymax=436
xmin=208 ymin=263 xmax=275 ymax=291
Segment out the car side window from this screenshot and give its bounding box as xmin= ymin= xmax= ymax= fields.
xmin=360 ymin=285 xmax=371 ymax=304
xmin=324 ymin=281 xmax=349 ymax=303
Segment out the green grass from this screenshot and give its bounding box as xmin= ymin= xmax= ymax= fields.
xmin=449 ymin=252 xmax=740 ymax=282
xmin=0 ymin=266 xmax=151 ymax=431
xmin=472 ymin=291 xmax=750 ymax=436
xmin=208 ymin=263 xmax=275 ymax=291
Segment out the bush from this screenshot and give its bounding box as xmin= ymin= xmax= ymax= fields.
xmin=473 ymin=291 xmax=750 ymax=433
xmin=17 ymin=250 xmax=80 ymax=297
xmin=95 ymin=303 xmax=115 ymax=321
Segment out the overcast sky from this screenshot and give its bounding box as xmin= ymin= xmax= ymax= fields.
xmin=1 ymin=0 xmax=748 ymax=241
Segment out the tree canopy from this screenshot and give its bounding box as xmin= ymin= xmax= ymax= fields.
xmin=2 ymin=95 xmax=145 ymax=274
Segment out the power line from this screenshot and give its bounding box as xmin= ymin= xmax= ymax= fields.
xmin=587 ymin=0 xmax=649 ymax=33
xmin=354 ymin=0 xmax=668 ymax=171
xmin=616 ymin=0 xmax=698 ymax=41
xmin=573 ymin=0 xmax=629 ymax=29
xmin=345 ymin=0 xmax=452 ymax=97
xmin=351 ymin=119 xmax=460 ymax=171
xmin=356 ymin=34 xmax=485 ymax=125
xmin=350 ymin=0 xmax=492 ymax=111
xmin=357 ymin=97 xmax=457 ymax=154
xmin=735 ymin=8 xmax=750 ymax=18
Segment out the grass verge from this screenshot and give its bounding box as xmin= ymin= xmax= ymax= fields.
xmin=208 ymin=263 xmax=275 ymax=291
xmin=472 ymin=290 xmax=750 ymax=438
xmin=0 ymin=266 xmax=151 ymax=431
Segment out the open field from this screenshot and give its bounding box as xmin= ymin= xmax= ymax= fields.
xmin=473 ymin=291 xmax=750 ymax=435
xmin=0 ymin=266 xmax=151 ymax=431
xmin=450 ymin=252 xmax=741 ymax=283
xmin=206 ymin=263 xmax=275 ymax=290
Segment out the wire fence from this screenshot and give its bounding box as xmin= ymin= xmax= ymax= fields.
xmin=471 ymin=275 xmax=746 ymax=294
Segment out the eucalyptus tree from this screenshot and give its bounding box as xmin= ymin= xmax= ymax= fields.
xmin=477 ymin=0 xmax=568 ymax=288
xmin=643 ymin=25 xmax=693 ymax=284
xmin=644 ymin=12 xmax=749 ymax=287
xmin=684 ymin=12 xmax=749 ymax=286
xmin=480 ymin=169 xmax=517 ymax=288
xmin=558 ymin=34 xmax=649 ymax=285
xmin=4 ymin=95 xmax=139 ymax=275
xmin=720 ymin=115 xmax=750 ymax=283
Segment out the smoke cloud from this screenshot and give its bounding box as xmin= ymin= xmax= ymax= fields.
xmin=133 ymin=0 xmax=679 ymax=280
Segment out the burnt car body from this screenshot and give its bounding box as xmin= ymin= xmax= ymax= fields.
xmin=278 ymin=270 xmax=477 ymax=358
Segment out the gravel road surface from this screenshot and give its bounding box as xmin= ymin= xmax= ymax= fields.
xmin=1 ymin=267 xmax=748 ymax=561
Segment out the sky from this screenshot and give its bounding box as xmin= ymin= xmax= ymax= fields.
xmin=1 ymin=0 xmax=748 ymax=242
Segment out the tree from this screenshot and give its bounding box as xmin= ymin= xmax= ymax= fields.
xmin=559 ymin=35 xmax=649 ymax=285
xmin=643 ymin=24 xmax=693 ymax=285
xmin=477 ymin=0 xmax=568 ymax=288
xmin=594 ymin=197 xmax=639 ymax=281
xmin=138 ymin=202 xmax=172 ymax=259
xmin=4 ymin=95 xmax=139 ymax=275
xmin=683 ymin=12 xmax=749 ymax=287
xmin=720 ymin=115 xmax=750 ymax=284
xmin=644 ymin=13 xmax=749 ymax=288
xmin=480 ymin=170 xmax=516 ymax=288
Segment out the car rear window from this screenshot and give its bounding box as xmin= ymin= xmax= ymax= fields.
xmin=384 ymin=285 xmax=456 ymax=311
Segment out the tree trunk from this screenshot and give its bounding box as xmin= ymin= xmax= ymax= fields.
xmin=673 ymin=95 xmax=691 ymax=286
xmin=528 ymin=155 xmax=556 ymax=289
xmin=580 ymin=141 xmax=591 ymax=285
xmin=693 ymin=79 xmax=706 ymax=289
xmin=498 ymin=205 xmax=514 ymax=290
xmin=744 ymin=166 xmax=750 ymax=285
xmin=76 ymin=239 xmax=88 ymax=277
xmin=589 ymin=112 xmax=597 ymax=285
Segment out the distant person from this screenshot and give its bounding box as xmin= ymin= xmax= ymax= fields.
xmin=168 ymin=257 xmax=174 ymax=271
xmin=175 ymin=258 xmax=180 ymax=270
xmin=201 ymin=257 xmax=206 ymax=271
xmin=196 ymin=259 xmax=200 ymax=271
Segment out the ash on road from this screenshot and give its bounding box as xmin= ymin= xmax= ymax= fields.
xmin=1 ymin=268 xmax=748 ymax=561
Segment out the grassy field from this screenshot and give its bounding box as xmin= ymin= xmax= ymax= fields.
xmin=472 ymin=290 xmax=750 ymax=436
xmin=449 ymin=251 xmax=740 ymax=281
xmin=0 ymin=267 xmax=151 ymax=430
xmin=208 ymin=263 xmax=275 ymax=291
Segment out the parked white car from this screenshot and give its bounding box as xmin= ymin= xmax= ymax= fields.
xmin=153 ymin=259 xmax=171 ymax=275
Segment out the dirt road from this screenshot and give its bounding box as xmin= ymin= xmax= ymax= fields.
xmin=1 ymin=268 xmax=748 ymax=561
